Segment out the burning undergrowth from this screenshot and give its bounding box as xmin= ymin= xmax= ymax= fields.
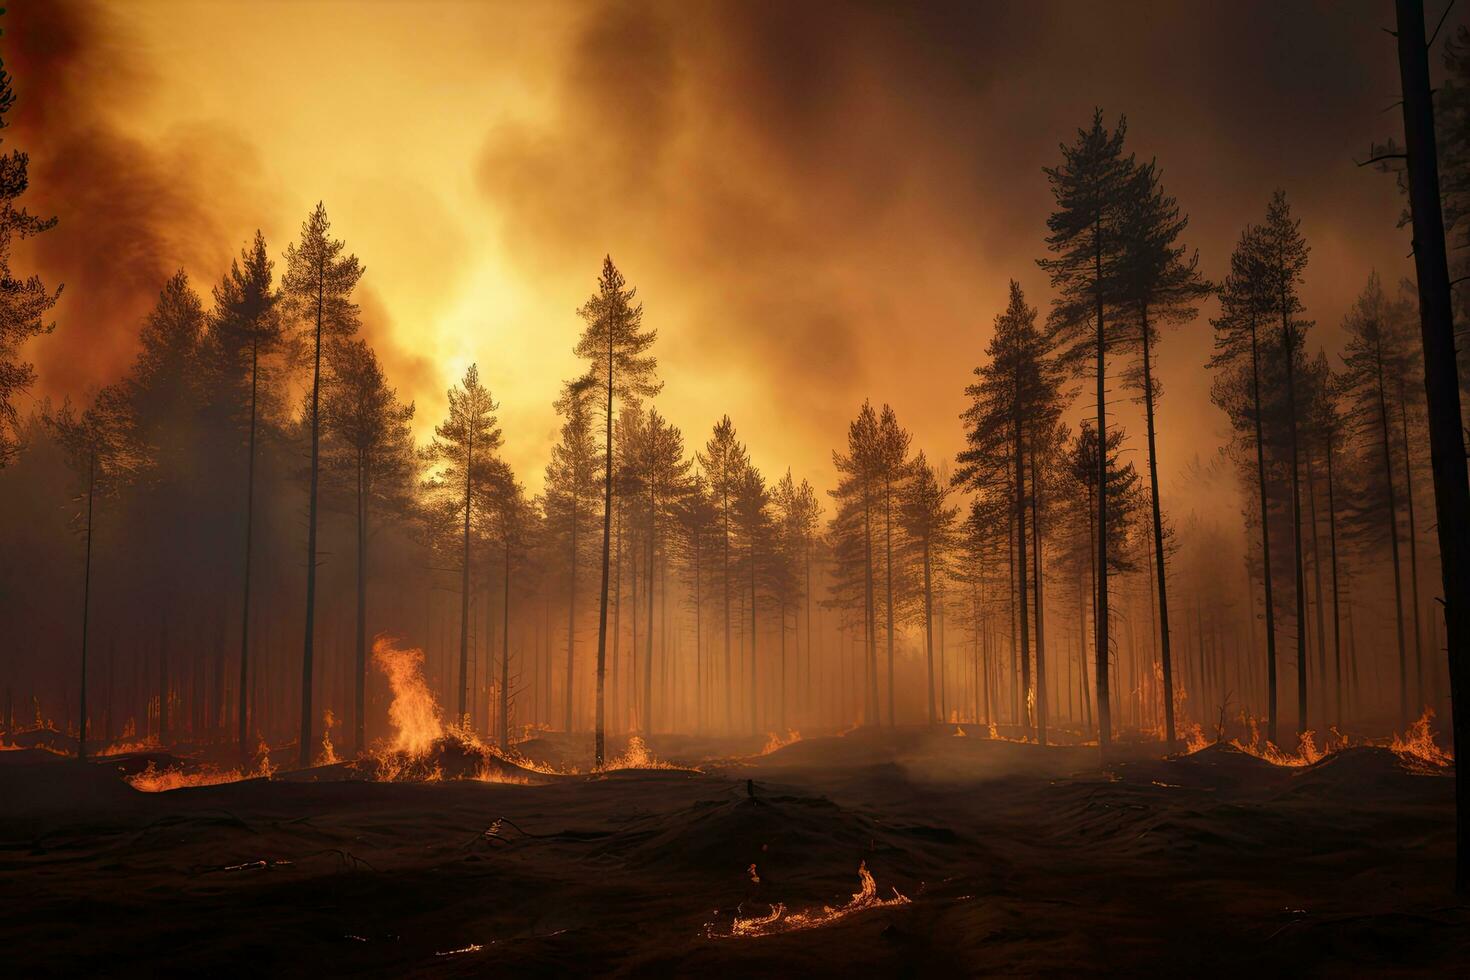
xmin=356 ymin=637 xmax=563 ymax=784
xmin=124 ymin=740 xmax=276 ymax=793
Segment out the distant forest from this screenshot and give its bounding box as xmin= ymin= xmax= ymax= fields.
xmin=5 ymin=23 xmax=1470 ymax=773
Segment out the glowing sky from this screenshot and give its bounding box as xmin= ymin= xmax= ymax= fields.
xmin=12 ymin=0 xmax=1420 ymax=501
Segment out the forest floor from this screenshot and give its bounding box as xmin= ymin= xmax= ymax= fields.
xmin=0 ymin=726 xmax=1464 ymax=977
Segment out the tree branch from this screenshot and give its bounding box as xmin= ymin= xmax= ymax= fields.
xmin=1430 ymin=0 xmax=1458 ymax=49
xmin=1357 ymin=152 xmax=1408 ymax=168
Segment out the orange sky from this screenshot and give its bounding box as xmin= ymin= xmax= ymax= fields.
xmin=11 ymin=0 xmax=1420 ymax=506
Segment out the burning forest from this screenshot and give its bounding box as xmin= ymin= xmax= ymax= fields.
xmin=2 ymin=0 xmax=1470 ymax=975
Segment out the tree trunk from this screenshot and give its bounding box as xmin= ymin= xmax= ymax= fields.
xmin=1093 ymin=213 xmax=1112 ymax=755
xmin=355 ymin=450 xmax=368 ymax=755
xmin=1399 ymin=379 xmax=1426 ymax=709
xmin=1395 ymin=0 xmax=1470 ymax=892
xmin=238 ymin=341 xmax=258 ymax=759
xmin=299 ymin=267 xmax=326 ymax=769
xmin=1281 ymin=310 xmax=1308 ymax=736
xmin=644 ymin=482 xmax=656 ymax=733
xmin=1032 ymin=450 xmax=1047 ymax=746
xmin=1375 ymin=344 xmax=1411 ymax=727
xmin=458 ymin=431 xmax=473 ymax=724
xmin=500 ymin=533 xmax=511 ymax=749
xmin=78 ymin=451 xmax=95 ymax=761
xmin=593 ymin=332 xmax=613 ymax=766
xmin=1140 ymin=307 xmax=1177 ymax=750
xmin=1248 ymin=316 xmax=1280 ymax=743
xmin=923 ymin=535 xmax=936 ymax=726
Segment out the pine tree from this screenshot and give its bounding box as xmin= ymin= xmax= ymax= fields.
xmin=489 ymin=468 xmax=534 ymax=749
xmin=544 ymin=380 xmax=598 ymax=734
xmin=1116 ymin=159 xmax=1211 ymax=750
xmin=0 ymin=44 xmax=60 ymax=466
xmin=207 ymin=232 xmax=284 ymax=757
xmin=321 ymin=338 xmax=415 ymax=754
xmin=574 ymin=256 xmax=659 ymax=768
xmin=1340 ymin=272 xmax=1417 ymax=727
xmin=422 ymin=364 xmax=502 ymax=726
xmin=1260 ymin=191 xmax=1314 ymax=735
xmin=957 ymin=282 xmax=1066 ymax=738
xmin=830 ymin=402 xmax=881 ymax=725
xmin=50 ymin=386 xmax=138 ymax=760
xmin=733 ymin=461 xmax=772 ymax=733
xmin=282 ymin=203 xmax=363 ymax=767
xmin=627 ymin=407 xmax=689 ymax=732
xmin=900 ymin=452 xmax=959 ymax=726
xmin=1211 ymin=222 xmax=1284 ymax=743
xmin=697 ymin=415 xmax=749 ymax=732
xmin=875 ymin=405 xmax=912 ymax=726
xmin=1039 ymin=110 xmax=1136 ymax=753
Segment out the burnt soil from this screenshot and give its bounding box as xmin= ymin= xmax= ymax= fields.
xmin=0 ymin=727 xmax=1464 ymax=977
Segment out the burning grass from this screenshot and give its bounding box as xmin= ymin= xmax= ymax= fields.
xmin=706 ymin=862 xmax=911 ymax=939
xmin=1390 ymin=709 xmax=1455 ymax=774
xmin=125 ymin=741 xmax=276 ymax=793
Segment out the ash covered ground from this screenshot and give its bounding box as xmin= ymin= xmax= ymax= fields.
xmin=0 ymin=727 xmax=1463 ymax=977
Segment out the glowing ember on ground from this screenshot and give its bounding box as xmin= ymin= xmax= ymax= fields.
xmin=953 ymin=726 xmax=967 ymax=737
xmin=99 ymin=735 xmax=160 ymax=756
xmin=707 ymin=862 xmax=911 ymax=939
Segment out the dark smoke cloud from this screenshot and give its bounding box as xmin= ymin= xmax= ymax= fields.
xmin=7 ymin=0 xmax=279 ymax=394
xmin=475 ymin=0 xmax=1415 ymax=485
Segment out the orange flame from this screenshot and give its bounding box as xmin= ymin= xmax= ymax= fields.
xmin=759 ymin=730 xmax=801 ymax=755
xmin=1390 ymin=709 xmax=1454 ymax=773
xmin=373 ymin=637 xmax=444 ymax=756
xmin=707 ymin=862 xmax=911 ymax=939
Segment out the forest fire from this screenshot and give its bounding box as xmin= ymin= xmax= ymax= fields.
xmin=5 ymin=2 xmax=1470 ymax=973
xmin=706 ymin=862 xmax=911 ymax=939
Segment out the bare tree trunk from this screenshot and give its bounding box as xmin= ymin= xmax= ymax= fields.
xmin=238 ymin=343 xmax=259 ymax=758
xmin=458 ymin=432 xmax=473 ymax=724
xmin=1399 ymin=379 xmax=1426 ymax=709
xmin=1032 ymin=450 xmax=1047 ymax=746
xmin=923 ymin=534 xmax=936 ymax=726
xmin=78 ymin=451 xmax=95 ymax=761
xmin=500 ymin=533 xmax=511 ymax=749
xmin=1394 ymin=0 xmax=1470 ymax=892
xmin=355 ymin=451 xmax=368 ymax=755
xmin=1093 ymin=215 xmax=1112 ymax=755
xmin=1247 ymin=316 xmax=1280 ymax=743
xmin=1140 ymin=307 xmax=1177 ymax=750
xmin=1375 ymin=344 xmax=1411 ymax=727
xmin=1281 ymin=311 xmax=1308 ymax=736
xmin=299 ymin=270 xmax=326 ymax=769
xmin=593 ymin=334 xmax=613 ymax=766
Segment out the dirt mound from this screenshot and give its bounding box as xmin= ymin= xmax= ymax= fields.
xmin=1277 ymin=746 xmax=1453 ymax=801
xmin=355 ymin=733 xmax=561 ymax=784
xmin=585 ymin=783 xmax=956 ymax=889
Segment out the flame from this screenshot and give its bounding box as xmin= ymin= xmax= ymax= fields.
xmin=319 ymin=709 xmax=339 ymax=766
xmin=99 ymin=735 xmax=160 ymax=756
xmin=1390 ymin=709 xmax=1454 ymax=773
xmin=1181 ymin=723 xmax=1209 ymax=754
xmin=602 ymin=735 xmax=684 ymax=771
xmin=953 ymin=725 xmax=966 ymax=737
xmin=1225 ymin=719 xmax=1346 ymax=768
xmin=373 ymin=637 xmax=443 ymax=755
xmin=707 ymin=862 xmax=911 ymax=939
xmin=125 ymin=740 xmax=275 ymax=793
xmin=759 ymin=729 xmax=801 ymax=755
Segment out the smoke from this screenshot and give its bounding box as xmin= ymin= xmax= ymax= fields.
xmin=473 ymin=0 xmax=1415 ymax=489
xmin=5 ymin=1 xmax=281 ymax=394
